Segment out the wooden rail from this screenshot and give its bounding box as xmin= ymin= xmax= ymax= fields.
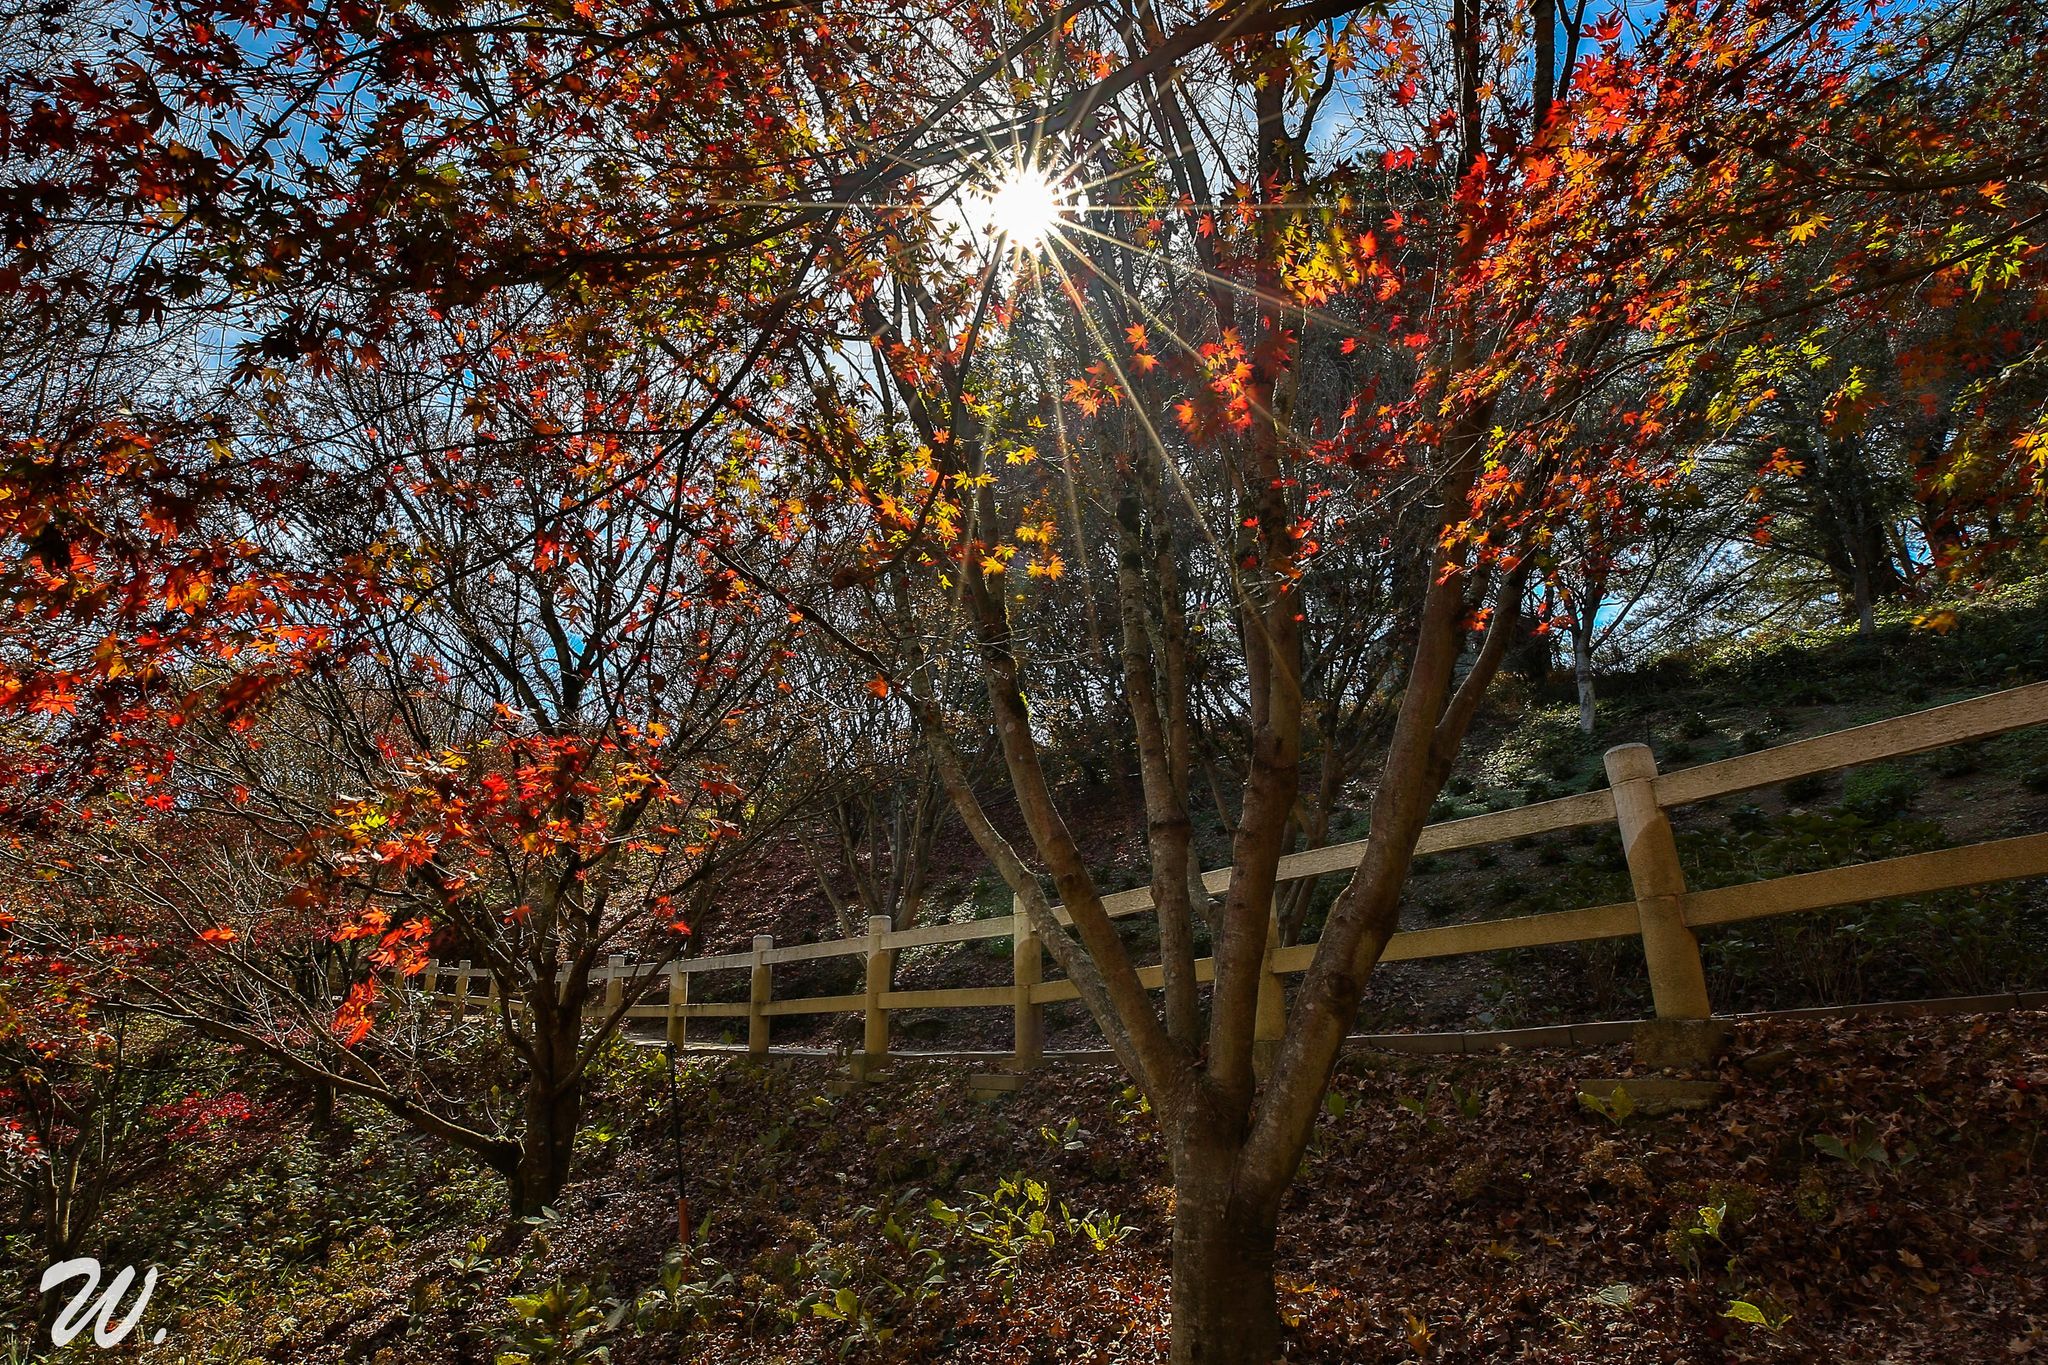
xmin=415 ymin=681 xmax=2048 ymax=1066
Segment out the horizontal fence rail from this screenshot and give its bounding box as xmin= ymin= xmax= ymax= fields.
xmin=412 ymin=681 xmax=2048 ymax=1066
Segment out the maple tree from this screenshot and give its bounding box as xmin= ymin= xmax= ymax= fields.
xmin=2 ymin=0 xmax=874 ymax=1213
xmin=4 ymin=313 xmax=814 ymax=1213
xmin=0 ymin=905 xmax=157 ymax=1315
xmin=0 ymin=0 xmax=366 ymax=819
xmin=733 ymin=0 xmax=2048 ymax=1359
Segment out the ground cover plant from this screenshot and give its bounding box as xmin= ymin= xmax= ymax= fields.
xmin=4 ymin=1011 xmax=2042 ymax=1362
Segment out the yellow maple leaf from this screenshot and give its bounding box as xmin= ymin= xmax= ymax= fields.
xmin=1786 ymin=213 xmax=1830 ymax=244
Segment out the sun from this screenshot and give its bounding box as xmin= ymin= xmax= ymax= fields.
xmin=971 ymin=165 xmax=1080 ymax=250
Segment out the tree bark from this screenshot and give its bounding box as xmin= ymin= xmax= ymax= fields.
xmin=511 ymin=1086 xmax=581 ymax=1217
xmin=1572 ymin=620 xmax=1598 ymax=734
xmin=1168 ymin=1142 xmax=1282 ymax=1365
xmin=1850 ymin=554 xmax=1877 ymax=639
xmin=510 ymin=1007 xmax=585 ymax=1217
xmin=35 ymin=1166 xmax=90 ymax=1338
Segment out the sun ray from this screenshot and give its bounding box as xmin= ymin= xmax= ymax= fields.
xmin=1036 ymin=237 xmax=1287 ymax=671
xmin=1061 ymin=215 xmax=1364 ymax=337
xmin=953 ymin=146 xmax=1090 ymax=258
xmin=1045 ymin=226 xmax=1328 ymax=466
xmin=1063 ymin=233 xmax=1462 ymax=508
xmin=984 ymin=167 xmax=1066 ymax=246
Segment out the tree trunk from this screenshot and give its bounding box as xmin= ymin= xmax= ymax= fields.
xmin=36 ymin=1195 xmax=84 ymax=1338
xmin=511 ymin=1078 xmax=582 ymax=1217
xmin=510 ymin=1011 xmax=585 ymax=1217
xmin=1572 ymin=622 xmax=1597 ymax=734
xmin=1168 ymin=1150 xmax=1282 ymax=1365
xmin=37 ymin=1275 xmax=65 ymax=1341
xmin=1849 ymin=554 xmax=1877 ymax=639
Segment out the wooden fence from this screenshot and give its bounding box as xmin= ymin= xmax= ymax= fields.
xmin=415 ymin=681 xmax=2048 ymax=1070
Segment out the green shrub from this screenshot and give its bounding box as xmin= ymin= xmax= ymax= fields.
xmin=1529 ymin=726 xmax=1589 ymax=780
xmin=1726 ymin=804 xmax=1768 ymax=834
xmin=926 ymin=1175 xmax=1130 ymax=1300
xmin=1926 ymin=742 xmax=1982 ymax=778
xmin=1839 ymin=765 xmax=1922 ymax=822
xmin=1780 ymin=772 xmax=1830 ymax=805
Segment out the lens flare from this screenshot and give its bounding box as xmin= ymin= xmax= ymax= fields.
xmin=974 ymin=166 xmax=1076 ymax=249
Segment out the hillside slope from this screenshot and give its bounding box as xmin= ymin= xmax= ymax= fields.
xmin=120 ymin=1010 xmax=2048 ymax=1364
xmin=694 ymin=580 xmax=2048 ymax=1054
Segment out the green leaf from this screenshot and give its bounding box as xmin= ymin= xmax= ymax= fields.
xmin=1812 ymin=1134 xmax=1851 ymax=1162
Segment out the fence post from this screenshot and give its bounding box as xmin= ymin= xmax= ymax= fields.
xmin=421 ymin=959 xmax=440 ymax=1006
xmin=861 ymin=915 xmax=894 ymax=1079
xmin=1011 ymin=897 xmax=1044 ymax=1072
xmin=667 ymin=969 xmax=689 ymax=1048
xmin=604 ymin=954 xmax=626 ymax=1018
xmin=1604 ymin=743 xmax=1712 ymax=1021
xmin=452 ymin=961 xmax=472 ymax=1022
xmin=748 ymin=935 xmax=773 ymax=1058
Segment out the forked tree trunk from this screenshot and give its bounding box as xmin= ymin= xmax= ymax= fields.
xmin=1168 ymin=1140 xmax=1282 ymax=1365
